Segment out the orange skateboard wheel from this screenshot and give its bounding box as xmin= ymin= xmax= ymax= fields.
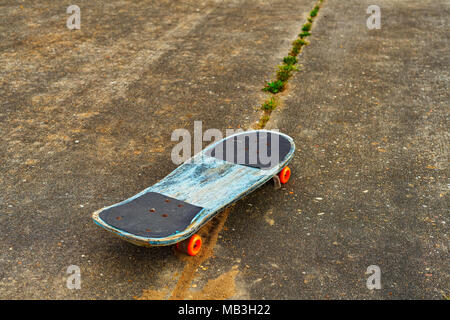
xmin=176 ymin=234 xmax=202 ymax=256
xmin=278 ymin=166 xmax=291 ymax=184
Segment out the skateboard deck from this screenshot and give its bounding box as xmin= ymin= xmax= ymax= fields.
xmin=92 ymin=130 xmax=295 ymax=250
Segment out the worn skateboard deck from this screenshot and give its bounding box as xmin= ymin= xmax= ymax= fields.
xmin=92 ymin=130 xmax=295 ymax=247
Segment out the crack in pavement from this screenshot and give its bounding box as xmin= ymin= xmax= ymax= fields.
xmin=169 ymin=208 xmax=231 ymax=300
xmin=138 ymin=0 xmax=327 ymax=301
xmin=255 ymin=0 xmax=325 ymax=129
xmin=137 ymin=208 xmax=231 ymax=300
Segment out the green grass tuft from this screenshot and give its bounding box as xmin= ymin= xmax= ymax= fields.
xmin=293 ymin=38 xmax=308 ymax=47
xmin=299 ymin=31 xmax=311 ymax=38
xmin=262 ymin=80 xmax=285 ymax=93
xmin=277 ymin=64 xmax=298 ymax=82
xmin=283 ymin=55 xmax=298 ymax=65
xmin=290 ymin=46 xmax=300 ymax=56
xmin=290 ymin=38 xmax=308 ymax=56
xmin=261 ymin=97 xmax=278 ymax=111
xmin=310 ymin=6 xmax=319 ymax=17
xmin=302 ymin=23 xmax=312 ymax=32
xmin=257 ymin=114 xmax=271 ymax=128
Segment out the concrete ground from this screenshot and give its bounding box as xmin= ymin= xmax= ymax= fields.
xmin=0 ymin=0 xmax=448 ymax=299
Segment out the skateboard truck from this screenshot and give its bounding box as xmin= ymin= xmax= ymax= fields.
xmin=273 ymin=174 xmax=281 ymax=189
xmin=273 ymin=166 xmax=291 ymax=189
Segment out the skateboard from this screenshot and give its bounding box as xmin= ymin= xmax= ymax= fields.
xmin=92 ymin=130 xmax=295 ymax=256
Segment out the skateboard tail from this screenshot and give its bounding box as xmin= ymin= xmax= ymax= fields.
xmin=92 ymin=208 xmax=205 ymax=246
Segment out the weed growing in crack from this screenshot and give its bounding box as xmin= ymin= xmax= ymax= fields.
xmin=261 ymin=97 xmax=278 ymax=111
xmin=290 ymin=38 xmax=308 ymax=56
xmin=256 ymin=0 xmax=323 ymax=129
xmin=299 ymin=31 xmax=311 ymax=38
xmin=262 ymin=80 xmax=285 ymax=93
xmin=290 ymin=45 xmax=300 ymax=56
xmin=283 ymin=56 xmax=298 ymax=65
xmin=310 ymin=5 xmax=320 ymax=17
xmin=293 ymin=38 xmax=308 ymax=47
xmin=258 ymin=114 xmax=271 ymax=128
xmin=302 ymin=22 xmax=312 ymax=32
xmin=277 ymin=64 xmax=298 ymax=82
